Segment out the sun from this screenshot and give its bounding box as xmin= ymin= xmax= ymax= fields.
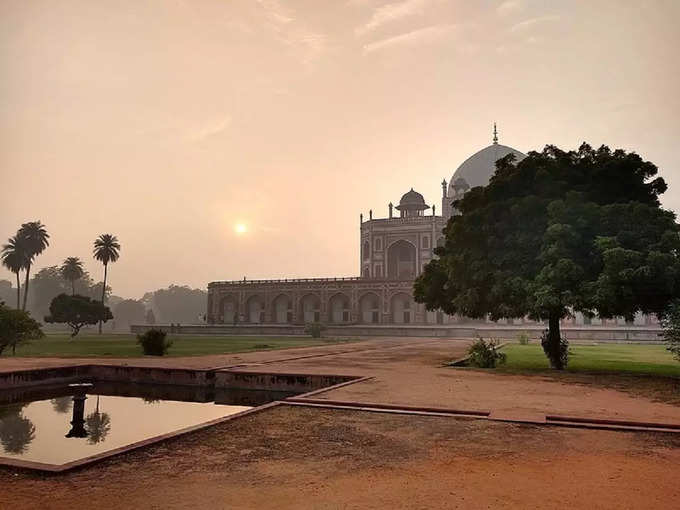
xmin=235 ymin=223 xmax=247 ymax=234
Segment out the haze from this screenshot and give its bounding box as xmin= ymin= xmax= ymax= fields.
xmin=1 ymin=0 xmax=679 ymax=298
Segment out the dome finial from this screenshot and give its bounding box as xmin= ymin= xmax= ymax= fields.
xmin=493 ymin=122 xmax=498 ymax=144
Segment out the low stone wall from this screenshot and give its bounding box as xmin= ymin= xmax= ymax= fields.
xmin=215 ymin=370 xmax=357 ymax=392
xmin=90 ymin=365 xmax=213 ymax=387
xmin=0 ymin=364 xmax=356 ymax=393
xmin=0 ymin=365 xmax=92 ymax=390
xmin=130 ymin=324 xmax=307 ymax=336
xmin=130 ymin=323 xmax=663 ymax=342
xmin=0 ymin=365 xmax=213 ymax=390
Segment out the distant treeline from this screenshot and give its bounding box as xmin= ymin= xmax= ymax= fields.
xmin=0 ymin=273 xmax=206 ymax=331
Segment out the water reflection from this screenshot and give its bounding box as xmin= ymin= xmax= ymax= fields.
xmin=0 ymin=404 xmax=36 ymax=454
xmin=85 ymin=396 xmax=111 ymax=445
xmin=51 ymin=397 xmax=72 ymax=414
xmin=65 ymin=392 xmax=88 ymax=438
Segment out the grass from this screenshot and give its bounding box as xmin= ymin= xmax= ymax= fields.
xmin=498 ymin=343 xmax=680 ymax=378
xmin=6 ymin=333 xmax=353 ymax=358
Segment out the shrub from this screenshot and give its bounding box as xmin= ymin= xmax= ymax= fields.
xmin=137 ymin=329 xmax=173 ymax=356
xmin=517 ymin=333 xmax=530 ymax=345
xmin=540 ymin=329 xmax=569 ymax=369
xmin=661 ymin=299 xmax=680 ymax=362
xmin=467 ymin=338 xmax=507 ymax=368
xmin=304 ymin=322 xmax=326 ymax=338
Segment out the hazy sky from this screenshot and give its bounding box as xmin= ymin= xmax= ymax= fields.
xmin=1 ymin=0 xmax=679 ymax=298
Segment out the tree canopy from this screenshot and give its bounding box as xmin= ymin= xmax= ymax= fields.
xmin=414 ymin=144 xmax=680 ymax=368
xmin=147 ymin=285 xmax=207 ymax=324
xmin=25 ymin=266 xmax=107 ymax=323
xmin=45 ymin=294 xmax=113 ymax=337
xmin=0 ymin=301 xmax=44 ymax=355
xmin=60 ymin=257 xmax=84 ymax=295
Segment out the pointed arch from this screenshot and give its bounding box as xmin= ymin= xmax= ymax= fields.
xmin=328 ymin=292 xmax=351 ymax=323
xmin=271 ymin=293 xmax=293 ymax=323
xmin=359 ymin=292 xmax=381 ymax=323
xmin=299 ymin=293 xmax=321 ymax=323
xmin=386 ymin=240 xmax=417 ymax=279
xmin=245 ymin=294 xmax=265 ymax=323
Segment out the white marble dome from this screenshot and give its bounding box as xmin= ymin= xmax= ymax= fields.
xmin=449 ymin=142 xmax=525 ymax=195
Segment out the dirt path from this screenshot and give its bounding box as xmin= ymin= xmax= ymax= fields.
xmin=3 ymin=406 xmax=679 ymax=509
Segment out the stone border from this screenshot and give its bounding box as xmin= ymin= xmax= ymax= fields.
xmin=0 ymin=402 xmax=281 ymax=473
xmin=281 ymin=398 xmax=680 ymax=434
xmin=4 ymin=358 xmax=680 ymax=474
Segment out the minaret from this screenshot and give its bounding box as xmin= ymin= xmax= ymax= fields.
xmin=441 ymin=179 xmax=449 ymax=218
xmin=388 ymin=202 xmax=393 ymax=219
xmin=493 ymin=122 xmax=498 ymax=144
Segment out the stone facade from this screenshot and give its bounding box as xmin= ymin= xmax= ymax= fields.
xmin=207 ymin=278 xmax=439 ymax=325
xmin=208 ymin=185 xmax=454 ymax=325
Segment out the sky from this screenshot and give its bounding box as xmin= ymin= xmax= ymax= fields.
xmin=1 ymin=0 xmax=679 ymax=299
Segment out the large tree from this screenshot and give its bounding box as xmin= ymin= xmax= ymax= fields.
xmin=60 ymin=257 xmax=84 ymax=295
xmin=415 ymin=144 xmax=680 ymax=369
xmin=93 ymin=234 xmax=120 ymax=334
xmin=16 ymin=221 xmax=50 ymax=311
xmin=1 ymin=236 xmax=27 ymax=309
xmin=44 ymin=294 xmax=113 ymax=337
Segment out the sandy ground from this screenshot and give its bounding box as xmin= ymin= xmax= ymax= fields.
xmin=2 ymin=406 xmax=679 ymax=509
xmin=3 ymin=337 xmax=680 ymax=508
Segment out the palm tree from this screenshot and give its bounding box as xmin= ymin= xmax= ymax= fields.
xmin=16 ymin=221 xmax=50 ymax=311
xmin=85 ymin=396 xmax=111 ymax=445
xmin=60 ymin=257 xmax=84 ymax=295
xmin=1 ymin=236 xmax=27 ymax=309
xmin=93 ymin=234 xmax=120 ymax=333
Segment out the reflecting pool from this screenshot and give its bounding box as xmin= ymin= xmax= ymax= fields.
xmin=0 ymin=384 xmax=292 ymax=466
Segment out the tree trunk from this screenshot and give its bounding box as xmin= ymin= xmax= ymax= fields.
xmin=547 ymin=312 xmax=564 ymax=370
xmin=22 ymin=263 xmax=31 ymax=311
xmin=99 ymin=263 xmax=108 ymax=334
xmin=15 ymin=271 xmax=20 ymax=310
xmin=72 ymin=280 xmax=75 ymax=296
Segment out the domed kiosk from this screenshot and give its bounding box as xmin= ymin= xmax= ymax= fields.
xmin=396 ymin=188 xmax=429 ymax=217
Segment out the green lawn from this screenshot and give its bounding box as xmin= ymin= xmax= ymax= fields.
xmin=498 ymin=343 xmax=680 ymax=377
xmin=6 ymin=333 xmax=352 ymax=358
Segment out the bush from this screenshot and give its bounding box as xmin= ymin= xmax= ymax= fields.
xmin=540 ymin=329 xmax=569 ymax=369
xmin=137 ymin=329 xmax=173 ymax=356
xmin=304 ymin=322 xmax=326 ymax=338
xmin=0 ymin=302 xmax=44 ymax=355
xmin=661 ymin=299 xmax=680 ymax=362
xmin=517 ymin=333 xmax=530 ymax=345
xmin=467 ymin=338 xmax=507 ymax=368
